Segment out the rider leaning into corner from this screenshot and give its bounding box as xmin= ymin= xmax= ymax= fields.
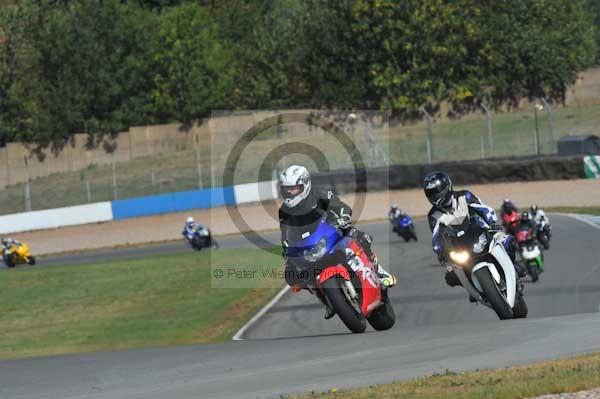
xmin=423 ymin=171 xmax=526 ymax=288
xmin=388 ymin=202 xmax=406 ymax=220
xmin=182 ymin=216 xmax=207 ymax=237
xmin=278 ymin=165 xmax=397 ymax=319
xmin=1 ymin=237 xmax=21 ymax=263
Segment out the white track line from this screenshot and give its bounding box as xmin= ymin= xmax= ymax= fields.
xmin=564 ymin=213 xmax=600 ymax=231
xmin=232 ymin=285 xmax=290 ymax=341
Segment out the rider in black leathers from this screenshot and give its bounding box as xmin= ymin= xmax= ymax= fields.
xmin=423 ymin=171 xmax=525 ymax=288
xmin=278 ymin=165 xmax=396 ymax=318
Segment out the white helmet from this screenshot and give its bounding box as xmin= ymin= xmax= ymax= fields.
xmin=186 ymin=216 xmax=194 ymax=224
xmin=279 ymin=165 xmax=311 ymax=208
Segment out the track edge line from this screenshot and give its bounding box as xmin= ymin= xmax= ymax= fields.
xmin=561 ymin=213 xmax=600 ymax=231
xmin=232 ymin=285 xmax=290 ymax=341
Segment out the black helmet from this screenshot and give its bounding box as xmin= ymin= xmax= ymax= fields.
xmin=521 ymin=211 xmax=531 ymax=222
xmin=424 ymin=171 xmax=453 ymax=209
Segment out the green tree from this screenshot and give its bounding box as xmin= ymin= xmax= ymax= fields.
xmin=0 ymin=0 xmax=159 ymax=145
xmin=353 ymin=0 xmax=596 ymax=115
xmin=586 ymin=0 xmax=600 ymax=63
xmin=151 ymin=3 xmax=232 ymax=123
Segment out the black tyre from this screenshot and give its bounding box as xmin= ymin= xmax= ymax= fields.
xmin=211 ymin=239 xmax=219 ymax=249
xmin=367 ymin=300 xmax=396 ymax=331
xmin=4 ymin=255 xmax=15 ymax=268
xmin=527 ymin=263 xmax=539 ymax=282
xmin=322 ymin=277 xmax=366 ymax=333
xmin=542 ymin=236 xmax=550 ymax=250
xmin=513 ymin=294 xmax=528 ymax=319
xmin=410 ymin=226 xmax=418 ymax=241
xmin=192 ymin=236 xmax=203 ymax=251
xmin=27 ymin=256 xmax=36 ymax=266
xmin=474 ymin=267 xmax=513 ymax=320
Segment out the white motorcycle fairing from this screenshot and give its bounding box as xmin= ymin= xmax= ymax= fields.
xmin=522 ymin=245 xmax=541 ymax=260
xmin=453 ymin=232 xmax=517 ymax=309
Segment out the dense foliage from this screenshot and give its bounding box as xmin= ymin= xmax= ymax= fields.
xmin=0 ymin=0 xmax=597 ymax=145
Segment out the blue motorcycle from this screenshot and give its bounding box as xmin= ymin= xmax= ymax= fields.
xmin=285 ymin=212 xmax=396 ymax=333
xmin=390 ymin=213 xmax=418 ymax=242
xmin=183 ymin=226 xmax=218 ymax=251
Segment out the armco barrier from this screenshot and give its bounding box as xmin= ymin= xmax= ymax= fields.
xmin=0 ymin=202 xmax=113 ymax=234
xmin=111 ymin=186 xmax=236 ymax=220
xmin=313 ymin=156 xmax=586 ymax=194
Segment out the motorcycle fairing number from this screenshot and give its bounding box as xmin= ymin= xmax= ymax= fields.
xmin=345 ymin=245 xmax=378 ymax=288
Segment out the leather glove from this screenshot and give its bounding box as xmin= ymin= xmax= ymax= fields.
xmin=329 ymin=209 xmax=352 ymax=229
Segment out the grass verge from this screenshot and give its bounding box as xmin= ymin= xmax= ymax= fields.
xmin=0 ymin=247 xmax=283 ymax=360
xmin=290 ymin=352 xmax=600 ymax=399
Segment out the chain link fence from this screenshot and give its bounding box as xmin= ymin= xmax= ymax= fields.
xmin=0 ymin=104 xmax=598 ymax=216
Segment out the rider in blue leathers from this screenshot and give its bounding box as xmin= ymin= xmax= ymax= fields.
xmin=424 ymin=171 xmax=524 ymax=287
xmin=182 ymin=216 xmax=206 ymax=238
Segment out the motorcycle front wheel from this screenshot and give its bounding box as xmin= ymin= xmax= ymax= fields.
xmin=527 ymin=263 xmax=539 ymax=282
xmin=367 ymin=299 xmax=396 ymax=331
xmin=322 ymin=277 xmax=366 ymax=333
xmin=27 ymin=256 xmax=36 ymax=266
xmin=474 ymin=267 xmax=513 ymax=320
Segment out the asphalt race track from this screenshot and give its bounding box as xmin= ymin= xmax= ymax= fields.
xmin=1 ymin=214 xmax=600 ymax=399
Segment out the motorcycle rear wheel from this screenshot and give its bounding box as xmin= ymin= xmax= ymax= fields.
xmin=322 ymin=277 xmax=366 ymax=333
xmin=474 ymin=267 xmax=513 ymax=320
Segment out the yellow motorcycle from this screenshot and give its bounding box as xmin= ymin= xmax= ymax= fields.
xmin=3 ymin=242 xmax=36 ymax=267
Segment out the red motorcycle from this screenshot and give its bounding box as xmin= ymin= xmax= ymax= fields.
xmin=286 ymin=215 xmax=396 ymax=333
xmin=502 ymin=210 xmax=521 ymax=235
xmin=515 ymin=225 xmax=534 ymax=246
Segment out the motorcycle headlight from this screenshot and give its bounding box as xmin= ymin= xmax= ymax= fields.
xmin=472 ymin=234 xmax=488 ymax=254
xmin=449 ymin=250 xmax=470 ymax=265
xmin=303 ymin=238 xmax=328 ymax=262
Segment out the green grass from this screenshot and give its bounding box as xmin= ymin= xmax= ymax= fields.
xmin=290 ymin=352 xmax=600 ymax=399
xmin=1 ymin=103 xmax=599 ymax=215
xmin=0 ymin=247 xmax=283 ymax=359
xmin=547 ymin=206 xmax=600 ymax=216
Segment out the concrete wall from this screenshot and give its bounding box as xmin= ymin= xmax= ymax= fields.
xmin=0 ymin=180 xmax=279 ymax=234
xmin=0 ymin=202 xmax=114 ymax=234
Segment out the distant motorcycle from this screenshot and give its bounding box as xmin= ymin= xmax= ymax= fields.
xmin=286 ymin=212 xmax=396 ymax=333
xmin=502 ymin=210 xmax=520 ymax=236
xmin=535 ymin=219 xmax=552 ymax=250
xmin=440 ymin=215 xmax=528 ymax=320
xmin=183 ymin=226 xmax=218 ymax=251
xmin=390 ymin=213 xmax=418 ymax=242
xmin=3 ymin=241 xmax=36 ymax=267
xmin=515 ymin=226 xmax=544 ymax=282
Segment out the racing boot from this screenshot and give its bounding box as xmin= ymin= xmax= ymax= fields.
xmin=372 ymin=255 xmax=397 ymax=288
xmin=444 ymin=265 xmax=462 ymax=287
